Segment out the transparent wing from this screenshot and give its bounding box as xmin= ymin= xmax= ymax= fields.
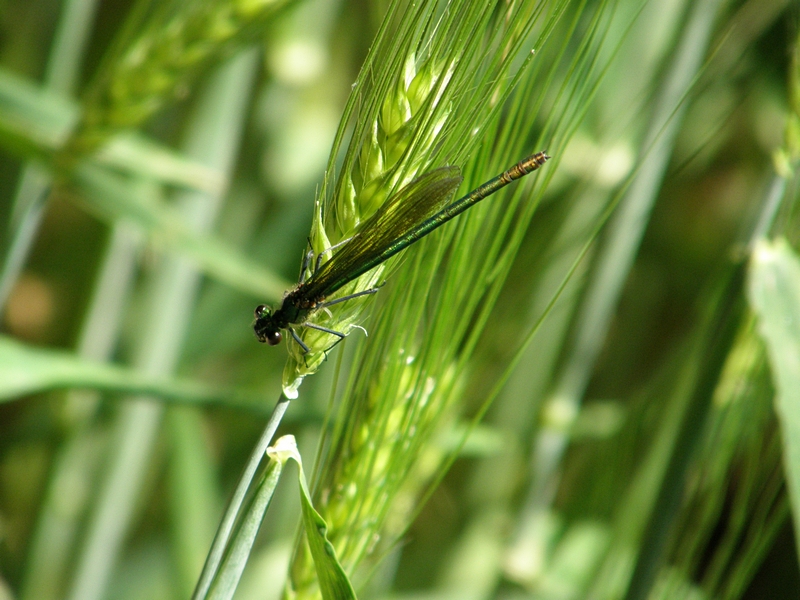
xmin=302 ymin=166 xmax=463 ymax=299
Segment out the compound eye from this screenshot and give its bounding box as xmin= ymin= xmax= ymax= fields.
xmin=255 ymin=304 xmax=268 ymax=318
xmin=266 ymin=330 xmax=282 ymax=346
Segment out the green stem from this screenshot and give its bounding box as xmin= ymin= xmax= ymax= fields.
xmin=192 ymin=393 xmax=292 ymax=600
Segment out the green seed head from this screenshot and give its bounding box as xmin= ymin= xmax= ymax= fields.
xmin=282 ymin=56 xmax=452 ymax=395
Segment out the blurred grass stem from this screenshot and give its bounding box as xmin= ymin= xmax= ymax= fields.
xmin=624 ymin=262 xmax=747 ymax=600
xmin=10 ymin=4 xmax=120 ymax=597
xmin=526 ymin=0 xmax=727 ymax=519
xmin=65 ymin=50 xmax=259 ymax=600
xmin=0 ymin=0 xmax=100 ymax=310
xmin=19 ymin=221 xmax=140 ymax=600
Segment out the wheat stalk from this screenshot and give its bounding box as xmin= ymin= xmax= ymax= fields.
xmin=280 ymin=53 xmax=454 ymax=396
xmin=283 ymin=1 xmax=560 ymax=595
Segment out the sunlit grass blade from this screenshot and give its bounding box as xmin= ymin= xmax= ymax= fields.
xmin=0 ymin=335 xmax=260 ymax=408
xmin=191 ymin=394 xmax=293 ymax=600
xmin=94 ymin=133 xmax=226 ymax=193
xmin=0 ymin=67 xmax=78 ymax=158
xmin=72 ymin=162 xmax=289 ymax=301
xmin=748 ymin=238 xmax=800 ymax=558
xmin=292 ymin=438 xmax=358 ymax=600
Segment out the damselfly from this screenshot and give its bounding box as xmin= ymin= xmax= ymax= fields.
xmin=254 ymin=151 xmax=550 ymax=352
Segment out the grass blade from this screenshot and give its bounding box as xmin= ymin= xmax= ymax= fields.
xmin=204 ymin=438 xmax=289 ymax=600
xmin=291 ymin=437 xmax=358 ymax=600
xmin=748 ymin=238 xmax=800 ymax=560
xmin=65 ymin=50 xmax=260 ymax=600
xmin=0 ymin=334 xmax=260 ymax=408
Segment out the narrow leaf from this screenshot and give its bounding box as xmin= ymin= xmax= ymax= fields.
xmin=206 ymin=440 xmax=286 ymax=600
xmin=748 ymin=237 xmax=800 ymax=558
xmin=0 ymin=65 xmax=78 ymax=156
xmin=0 ymin=335 xmax=259 ymax=408
xmin=94 ymin=132 xmax=226 ymax=195
xmin=0 ymin=65 xmax=231 ymax=195
xmin=286 ymin=439 xmax=357 ymax=600
xmin=73 ymin=162 xmax=289 ymax=301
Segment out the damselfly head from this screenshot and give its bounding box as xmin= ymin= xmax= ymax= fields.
xmin=253 ymin=305 xmax=283 ymax=345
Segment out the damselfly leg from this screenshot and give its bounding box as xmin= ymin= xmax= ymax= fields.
xmin=293 ymin=242 xmax=381 ymax=355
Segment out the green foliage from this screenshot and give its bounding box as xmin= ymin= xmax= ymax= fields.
xmin=0 ymin=0 xmax=798 ymax=600
xmin=749 ymin=238 xmax=800 ymax=561
xmin=290 ymin=436 xmax=359 ymax=600
xmin=72 ymin=0 xmax=298 ymax=153
xmin=0 ymin=334 xmax=259 ymax=407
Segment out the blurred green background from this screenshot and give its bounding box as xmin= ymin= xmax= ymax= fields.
xmin=0 ymin=0 xmax=799 ymax=599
